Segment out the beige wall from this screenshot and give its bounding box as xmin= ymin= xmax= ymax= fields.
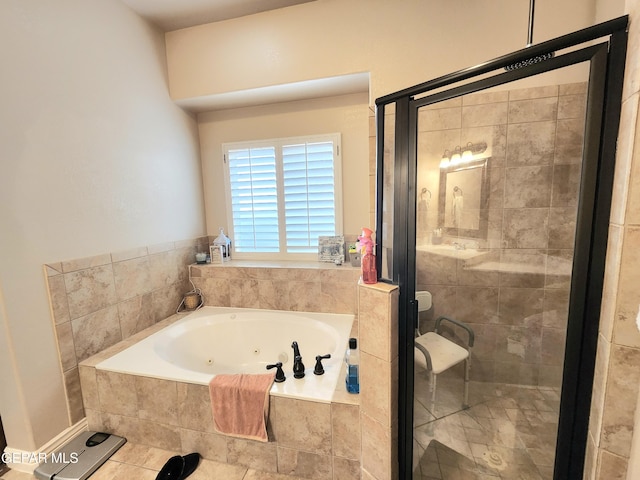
xmin=166 ymin=0 xmax=597 ymax=104
xmin=198 ymin=93 xmax=370 ymax=236
xmin=0 ymin=0 xmax=205 ymax=451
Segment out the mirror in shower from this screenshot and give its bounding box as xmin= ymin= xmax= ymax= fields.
xmin=438 ymin=156 xmax=489 ymax=238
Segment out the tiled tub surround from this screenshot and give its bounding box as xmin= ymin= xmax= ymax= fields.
xmin=44 ymin=237 xmax=210 ymax=424
xmin=79 ymin=314 xmax=362 ymax=480
xmin=415 ymin=83 xmax=586 ymax=387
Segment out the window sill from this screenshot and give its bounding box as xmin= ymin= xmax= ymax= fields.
xmin=192 ymin=259 xmax=360 ymax=270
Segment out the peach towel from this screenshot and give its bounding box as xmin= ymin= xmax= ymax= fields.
xmin=209 ymin=372 xmax=275 ymax=442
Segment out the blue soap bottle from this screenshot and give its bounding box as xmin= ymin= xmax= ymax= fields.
xmin=345 ymin=338 xmax=360 ymax=394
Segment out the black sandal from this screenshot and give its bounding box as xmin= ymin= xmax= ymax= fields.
xmin=156 ymin=453 xmax=201 ymax=480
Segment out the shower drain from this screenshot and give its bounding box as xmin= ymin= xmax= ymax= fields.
xmin=482 ymin=451 xmax=506 ymax=471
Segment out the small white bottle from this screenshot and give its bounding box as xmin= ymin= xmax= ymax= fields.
xmin=345 ymin=338 xmax=360 ymax=394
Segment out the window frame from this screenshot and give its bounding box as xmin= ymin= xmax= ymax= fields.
xmin=222 ymin=133 xmax=343 ymax=261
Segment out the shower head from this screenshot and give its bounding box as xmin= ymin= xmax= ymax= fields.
xmin=504 ymin=0 xmax=555 ymax=71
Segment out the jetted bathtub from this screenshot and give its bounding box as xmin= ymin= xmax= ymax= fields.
xmin=96 ymin=306 xmax=355 ymax=402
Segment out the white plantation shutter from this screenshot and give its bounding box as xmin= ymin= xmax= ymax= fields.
xmin=283 ymin=140 xmax=336 ymax=253
xmin=227 ymin=146 xmax=280 ymax=252
xmin=224 ymin=134 xmax=342 ymax=258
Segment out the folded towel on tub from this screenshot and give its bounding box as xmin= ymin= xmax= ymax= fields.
xmin=209 ymin=372 xmax=275 ymax=442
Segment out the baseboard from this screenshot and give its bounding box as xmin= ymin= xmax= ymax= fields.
xmin=2 ymin=418 xmax=87 ymax=473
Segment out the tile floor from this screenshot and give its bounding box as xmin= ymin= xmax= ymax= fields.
xmin=413 ymin=371 xmax=561 ymax=480
xmin=0 ymin=442 xmax=308 ymax=480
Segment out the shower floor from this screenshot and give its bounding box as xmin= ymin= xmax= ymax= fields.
xmin=413 ymin=372 xmax=560 ymax=480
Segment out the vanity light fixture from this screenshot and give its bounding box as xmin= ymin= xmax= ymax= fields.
xmin=439 ymin=141 xmax=488 ymax=168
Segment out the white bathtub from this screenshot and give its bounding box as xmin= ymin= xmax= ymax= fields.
xmin=96 ymin=306 xmax=355 ymax=402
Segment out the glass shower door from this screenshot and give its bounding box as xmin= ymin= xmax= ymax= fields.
xmin=412 ymin=73 xmax=589 ymax=479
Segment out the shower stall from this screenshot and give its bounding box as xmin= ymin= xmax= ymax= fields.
xmin=374 ymin=16 xmax=628 ymax=480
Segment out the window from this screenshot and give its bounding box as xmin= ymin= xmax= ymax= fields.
xmin=223 ymin=133 xmax=342 ymax=259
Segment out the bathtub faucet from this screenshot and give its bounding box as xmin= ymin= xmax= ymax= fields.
xmin=291 ymin=341 xmax=305 ymax=378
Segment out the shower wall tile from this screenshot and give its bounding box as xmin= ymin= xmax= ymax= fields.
xmin=64 ymin=264 xmax=117 ymax=319
xmin=542 ymin=288 xmax=570 ymax=328
xmin=596 ymin=450 xmax=628 ymax=480
xmin=417 ymin=107 xmax=461 ymax=131
xmin=559 ymin=82 xmax=588 ymax=96
xmin=502 ymin=208 xmax=549 ymax=249
xmin=555 ymin=118 xmax=585 ymax=165
xmin=454 ymin=286 xmax=499 ymax=325
xmin=551 ymin=164 xmax=581 ymax=207
xmin=72 ymin=306 xmax=122 ymax=363
xmin=463 ymin=90 xmax=509 ymax=106
xmin=503 ymin=166 xmax=553 ymax=208
xmin=548 ymin=207 xmax=577 ymax=249
xmin=333 ymin=457 xmax=361 ymax=480
xmin=558 ymin=93 xmax=587 ymax=120
xmin=498 ymin=287 xmax=544 ymax=327
xmin=540 ymin=327 xmax=567 ymax=366
xmin=610 ymin=92 xmax=638 ymax=225
xmin=509 ymin=85 xmax=559 ymax=101
xmin=462 ymin=102 xmax=508 ymax=128
xmin=506 ymin=121 xmax=556 ymax=166
xmin=508 ymin=97 xmax=558 ymax=124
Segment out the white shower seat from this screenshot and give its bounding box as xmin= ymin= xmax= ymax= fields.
xmin=414 ymin=290 xmax=474 ymax=409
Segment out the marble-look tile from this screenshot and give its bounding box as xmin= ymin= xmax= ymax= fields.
xmin=548 ymin=207 xmax=577 ymax=249
xmin=97 ymin=370 xmax=138 ymax=417
xmin=544 ymin=249 xmax=574 ymax=290
xmin=256 ymin=279 xmax=291 ymax=311
xmin=273 ymin=397 xmax=331 ymax=454
xmin=540 ymin=327 xmax=566 ymax=366
xmin=151 ymin=283 xmax=186 ymax=321
xmin=113 ymin=256 xmax=151 ymax=301
xmin=64 ymin=264 xmax=117 ymax=319
xmin=506 ymin=121 xmax=556 ymax=167
xmin=100 ymin=412 xmax=141 ymax=443
xmin=498 ymin=288 xmax=543 ymax=327
xmin=464 ymin=90 xmax=509 ymax=105
xmin=551 ymin=164 xmax=581 ymax=208
xmin=148 ymin=250 xmax=187 ymax=291
xmin=47 ymin=274 xmax=70 ymax=324
xmin=64 ymin=366 xmax=85 ymax=423
xmin=227 ymin=437 xmax=278 ymax=473
xmin=61 ymin=253 xmax=112 ymax=273
xmin=610 ymin=93 xmax=638 ymax=225
xmin=332 ymin=457 xmax=361 ymax=480
xmin=555 ymin=118 xmax=585 ymax=165
xmin=320 ymin=281 xmax=358 ymax=314
xmin=589 ymin=334 xmax=611 ymax=443
xmin=79 ymin=365 xmax=99 ymax=410
xmin=613 ymin=227 xmax=640 ymax=348
xmin=596 ymin=450 xmax=628 ymax=480
xmin=229 ymin=279 xmax=260 ymax=308
xmin=542 ymin=288 xmax=570 ymax=328
xmin=462 ymin=101 xmax=509 ymax=128
xmin=136 ymin=419 xmax=182 ymax=451
xmin=509 ymin=85 xmax=559 ymax=101
xmin=72 ymin=306 xmax=122 ymax=362
xmin=493 ymin=325 xmax=542 ymax=365
xmin=111 ymin=246 xmax=149 ymax=263
xmin=56 ymin=322 xmax=76 ymax=371
xmin=177 ymin=383 xmax=215 ymax=433
xmin=136 ymin=377 xmax=178 ymax=426
xmin=188 ymin=458 xmax=247 ymax=480
xmin=508 ymin=97 xmax=558 ymax=124
xmin=118 ymin=293 xmax=155 ymax=338
xmin=600 ymin=225 xmax=624 ymax=342
xmin=288 ymin=281 xmax=322 ymax=312
xmin=503 ymin=166 xmax=553 ymax=208
xmin=109 ymin=442 xmax=175 ymax=470
xmin=89 ymin=460 xmax=156 ymax=480
xmin=332 ymin=403 xmax=361 ymax=460
xmin=358 ymin=286 xmax=392 ymax=362
xmin=558 ymin=93 xmax=587 ymax=120
xmin=600 ymin=344 xmax=640 ymax=457
xmin=502 ymin=209 xmax=549 ymax=249
xmin=360 ymin=413 xmax=396 ymax=480
xmin=277 ymin=448 xmax=332 ymax=480
xmin=455 ymin=286 xmax=499 ymax=325
xmin=195 ymin=277 xmax=230 ymax=307
xmin=417 ymin=107 xmax=461 ymax=132
xmin=179 ymin=429 xmax=228 ymax=463
xmin=360 ymin=352 xmax=391 ymax=427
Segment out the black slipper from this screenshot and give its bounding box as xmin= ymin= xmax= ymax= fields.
xmin=156 ymin=453 xmax=201 ymax=480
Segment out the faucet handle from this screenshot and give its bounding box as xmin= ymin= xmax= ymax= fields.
xmin=313 ymin=354 xmax=331 ymax=375
xmin=266 ymin=362 xmax=286 ymax=382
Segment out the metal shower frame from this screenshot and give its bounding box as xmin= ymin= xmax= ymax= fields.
xmin=374 ymin=15 xmax=628 ymax=480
